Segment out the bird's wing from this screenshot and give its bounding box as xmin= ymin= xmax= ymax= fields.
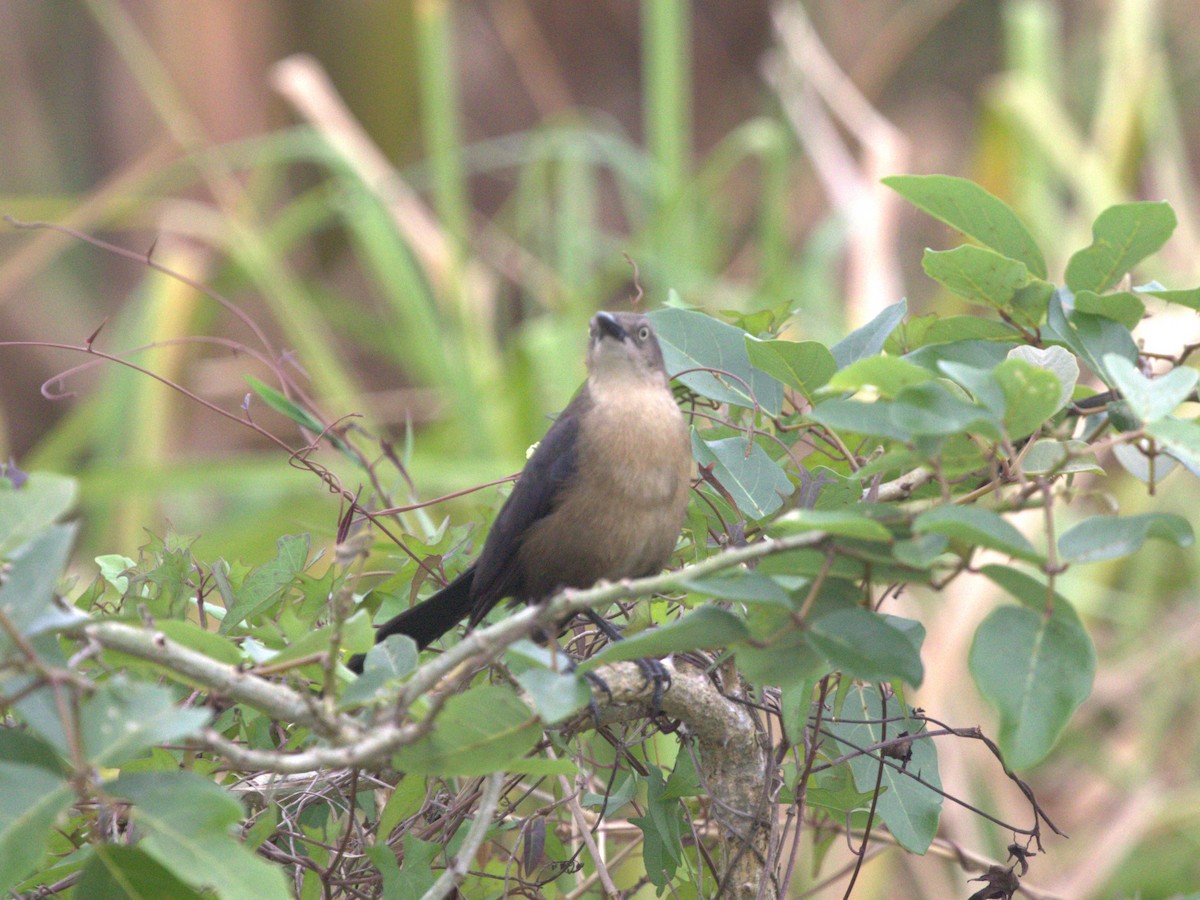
xmin=468 ymin=394 xmax=584 ymax=623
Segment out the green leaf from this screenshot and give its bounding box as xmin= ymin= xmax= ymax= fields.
xmin=1103 ymin=354 xmax=1199 ymax=424
xmin=826 ymin=356 xmax=932 ymax=398
xmin=108 ymin=771 xmax=290 ymax=900
xmin=883 ymin=174 xmax=1047 ymax=277
xmin=744 ymin=336 xmax=836 ymax=399
xmin=662 ymin=747 xmax=703 ymax=799
xmin=155 ymin=620 xmax=244 ymax=666
xmin=969 ymin=602 xmax=1095 ymax=769
xmin=993 ymin=358 xmax=1064 ymax=439
xmin=768 ymin=508 xmax=892 ymax=542
xmin=1065 ymin=201 xmax=1177 ymax=294
xmin=0 ymin=763 xmax=72 ymax=894
xmin=218 ymin=534 xmax=310 ymax=633
xmin=376 ymin=775 xmax=427 ymax=841
xmin=978 ymin=564 xmax=1061 ymax=610
xmin=1147 ymin=417 xmax=1200 ymax=472
xmin=0 ymin=729 xmax=65 ymax=775
xmin=392 ymin=685 xmax=539 ymax=776
xmin=830 ymin=300 xmax=908 ymax=369
xmin=892 ymin=533 xmax=949 ymax=568
xmin=1138 ymin=285 xmax=1200 ymax=309
xmin=1073 ymin=290 xmax=1145 ymax=330
xmin=648 ymin=308 xmax=784 ymax=414
xmin=889 ymin=314 xmax=1018 ymax=351
xmin=582 ymin=607 xmax=750 ymax=670
xmin=375 ymin=834 xmax=438 ymax=898
xmin=1112 ymin=441 xmax=1178 ymax=483
xmin=82 ymin=680 xmax=210 ymax=767
xmin=806 ymin=608 xmax=924 ymax=686
xmin=684 ymin=569 xmax=791 ymax=606
xmin=514 ymin=668 xmax=591 ymax=725
xmin=808 ymin=399 xmax=910 ymax=442
xmin=735 ymin=629 xmax=827 ymax=689
xmin=78 ymin=845 xmax=206 ymax=900
xmin=1006 ymin=345 xmax=1079 ymax=411
xmin=1046 ymin=291 xmax=1138 ymax=383
xmin=922 ymin=246 xmax=1031 ymax=310
xmin=502 ymin=757 xmax=580 ymax=777
xmin=0 ymin=473 xmax=77 ymax=556
xmin=905 ymin=338 xmax=1015 ymax=374
xmin=890 ymin=382 xmax=995 ymax=437
xmin=246 ymin=376 xmax=354 ymax=457
xmin=630 ymin=767 xmax=685 ymax=887
xmin=1057 ymin=513 xmax=1193 ymax=564
xmin=340 ymin=634 xmax=419 ymax=708
xmin=693 ymin=435 xmax=794 ymax=520
xmin=1021 ymin=440 xmax=1103 ymax=476
xmin=806 ymin=763 xmax=879 ymax=816
xmin=829 ymin=685 xmax=942 ymax=853
xmin=914 ymin=506 xmax=1042 ymax=564
xmin=0 ymin=523 xmax=83 ymax=651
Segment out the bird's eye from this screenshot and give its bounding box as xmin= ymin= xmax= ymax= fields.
xmin=637 ymin=326 xmax=651 ymax=341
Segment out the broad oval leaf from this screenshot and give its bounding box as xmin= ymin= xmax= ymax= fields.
xmin=0 ymin=473 xmax=78 ymax=556
xmin=81 ymin=680 xmax=211 ymax=768
xmin=1045 ymin=290 xmax=1138 ymax=384
xmin=890 ymin=382 xmax=996 ymax=437
xmin=1057 ymin=512 xmax=1194 ymax=564
xmin=809 ymin=399 xmax=910 ymax=442
xmin=0 ymin=523 xmax=84 ymax=648
xmin=922 ymin=246 xmax=1031 ymax=310
xmin=0 ymin=763 xmax=72 ymax=894
xmin=110 ymin=771 xmax=290 ymax=900
xmin=744 ymin=336 xmax=836 ymax=399
xmin=1006 ymin=345 xmax=1079 ymax=412
xmin=1103 ymin=354 xmax=1199 ymax=424
xmin=826 ymin=356 xmax=932 ymax=398
xmin=1074 ymin=290 xmax=1145 ymax=330
xmin=78 ymin=846 xmax=206 ymax=900
xmin=806 ymin=607 xmax=924 ymax=686
xmin=969 ymin=603 xmax=1095 ymax=769
xmin=769 ymin=508 xmax=892 ymax=543
xmin=993 ymin=359 xmax=1064 ymax=439
xmin=914 ymin=506 xmax=1042 ymax=564
xmin=649 ymin=308 xmax=784 ymax=414
xmin=392 ymin=685 xmax=540 ymax=776
xmin=1021 ymin=440 xmax=1103 ymax=476
xmin=514 ymin=668 xmax=592 ymax=725
xmin=582 ymin=606 xmax=750 ymax=670
xmin=884 ymin=174 xmax=1046 ymax=277
xmin=693 ymin=435 xmax=794 ymax=520
xmin=829 ymin=685 xmax=942 ymax=853
xmin=1065 ymin=201 xmax=1177 ymax=294
xmin=830 ymin=300 xmax=908 ymax=369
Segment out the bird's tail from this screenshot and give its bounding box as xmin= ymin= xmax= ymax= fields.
xmin=347 ymin=567 xmax=476 ymax=673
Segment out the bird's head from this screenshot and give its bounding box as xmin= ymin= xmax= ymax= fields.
xmin=586 ymin=311 xmax=670 ymax=387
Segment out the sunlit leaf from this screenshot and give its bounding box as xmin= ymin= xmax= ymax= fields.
xmin=1065 ymin=202 xmax=1176 ymax=294
xmin=884 ymin=174 xmax=1046 ymax=277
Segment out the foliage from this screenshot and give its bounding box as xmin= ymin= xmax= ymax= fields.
xmin=3 ymin=172 xmax=1200 ymax=897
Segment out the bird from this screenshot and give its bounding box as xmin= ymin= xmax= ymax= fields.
xmin=348 ymin=310 xmax=693 ymax=674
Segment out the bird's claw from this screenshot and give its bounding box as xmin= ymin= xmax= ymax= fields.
xmin=634 ymin=656 xmax=671 ymax=714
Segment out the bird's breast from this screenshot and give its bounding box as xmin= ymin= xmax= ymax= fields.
xmin=514 ymin=381 xmax=693 ymax=599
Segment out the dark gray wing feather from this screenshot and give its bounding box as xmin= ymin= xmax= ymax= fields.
xmin=467 ymin=391 xmax=587 ymax=624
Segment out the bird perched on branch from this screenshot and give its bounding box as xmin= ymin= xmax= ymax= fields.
xmin=348 ymin=310 xmax=693 ymax=674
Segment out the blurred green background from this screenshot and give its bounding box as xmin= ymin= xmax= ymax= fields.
xmin=2 ymin=1 xmax=1199 ymax=896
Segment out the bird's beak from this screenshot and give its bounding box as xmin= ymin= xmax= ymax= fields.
xmin=593 ymin=311 xmax=627 ymax=341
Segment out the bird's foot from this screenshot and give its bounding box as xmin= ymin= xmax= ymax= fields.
xmin=581 ymin=670 xmax=613 ymax=724
xmin=634 ymin=656 xmax=671 ymax=715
